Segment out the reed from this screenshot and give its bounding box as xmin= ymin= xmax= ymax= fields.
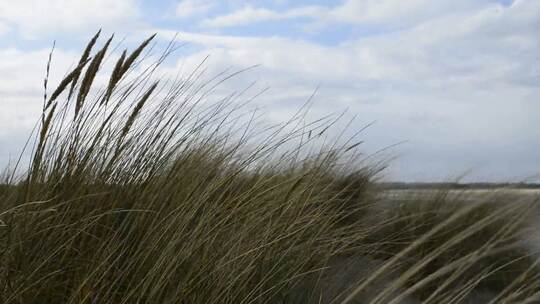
xmin=0 ymin=32 xmax=538 ymax=304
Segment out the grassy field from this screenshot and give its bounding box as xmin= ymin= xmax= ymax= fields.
xmin=0 ymin=32 xmax=539 ymax=303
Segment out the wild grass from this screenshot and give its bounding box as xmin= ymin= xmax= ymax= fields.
xmin=0 ymin=32 xmax=539 ymax=303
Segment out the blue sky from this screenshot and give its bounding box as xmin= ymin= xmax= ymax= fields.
xmin=0 ymin=0 xmax=539 ymax=182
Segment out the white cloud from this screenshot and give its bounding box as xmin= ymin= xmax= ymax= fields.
xmin=157 ymin=30 xmax=395 ymax=83
xmin=155 ymin=0 xmax=540 ymax=181
xmin=0 ymin=0 xmax=140 ymax=38
xmin=0 ymin=21 xmax=9 ymax=36
xmin=2 ymin=0 xmax=540 ymax=181
xmin=161 ymin=0 xmax=539 ymax=91
xmin=201 ymin=0 xmax=494 ymax=29
xmin=0 ymin=47 xmax=81 ymax=165
xmin=176 ymin=0 xmax=215 ymax=18
xmin=329 ymin=0 xmax=488 ymax=26
xmin=201 ymin=6 xmax=322 ymax=27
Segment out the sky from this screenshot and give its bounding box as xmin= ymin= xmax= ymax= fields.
xmin=0 ymin=0 xmax=539 ymax=182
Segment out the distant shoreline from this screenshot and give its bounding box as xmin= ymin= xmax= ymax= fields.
xmin=376 ymin=182 xmax=540 ymax=190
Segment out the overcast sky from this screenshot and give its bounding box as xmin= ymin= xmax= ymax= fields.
xmin=0 ymin=0 xmax=539 ymax=182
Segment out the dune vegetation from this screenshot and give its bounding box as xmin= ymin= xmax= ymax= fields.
xmin=0 ymin=32 xmax=539 ymax=303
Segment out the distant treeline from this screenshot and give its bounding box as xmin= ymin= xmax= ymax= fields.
xmin=377 ymin=182 xmax=540 ymax=190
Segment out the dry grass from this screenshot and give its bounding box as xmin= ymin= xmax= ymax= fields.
xmin=0 ymin=32 xmax=539 ymax=303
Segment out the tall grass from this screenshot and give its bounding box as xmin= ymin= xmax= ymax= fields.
xmin=0 ymin=32 xmax=539 ymax=303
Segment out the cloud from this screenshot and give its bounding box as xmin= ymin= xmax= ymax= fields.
xmin=201 ymin=6 xmax=322 ymax=27
xmin=201 ymin=0 xmax=496 ymax=29
xmin=0 ymin=46 xmax=81 ymax=165
xmin=176 ymin=0 xmax=215 ymax=18
xmin=0 ymin=21 xmax=9 ymax=36
xmin=1 ymin=0 xmax=539 ymax=181
xmin=155 ymin=0 xmax=540 ymax=181
xmin=0 ymin=0 xmax=140 ymax=38
xmin=165 ymin=0 xmax=538 ymax=92
xmin=329 ymin=0 xmax=489 ymax=26
xmin=157 ymin=30 xmax=393 ymax=84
